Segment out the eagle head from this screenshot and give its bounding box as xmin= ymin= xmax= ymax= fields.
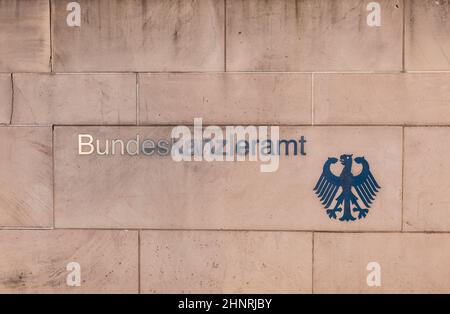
xmin=339 ymin=154 xmax=353 ymax=166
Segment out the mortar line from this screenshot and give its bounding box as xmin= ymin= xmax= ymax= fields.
xmin=224 ymin=0 xmax=227 ymax=72
xmin=136 ymin=73 xmax=139 ymax=125
xmin=9 ymin=74 xmax=14 ymax=124
xmin=138 ymin=230 xmax=141 ymax=294
xmin=402 ymin=0 xmax=406 ymax=72
xmin=6 ymin=124 xmax=450 ymax=128
xmin=52 ymin=125 xmax=55 ymax=229
xmin=1 ymin=227 xmax=450 ymax=234
xmin=49 ymin=0 xmax=53 ymax=72
xmin=401 ymin=126 xmax=405 ymax=231
xmin=311 ymin=231 xmax=315 ymax=294
xmin=17 ymin=70 xmax=450 ymax=74
xmin=311 ymin=73 xmax=314 ymax=126
xmin=0 ymin=227 xmax=54 ymax=230
xmin=39 ymin=228 xmax=450 ymax=234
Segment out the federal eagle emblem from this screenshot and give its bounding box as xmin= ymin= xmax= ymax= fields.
xmin=313 ymin=154 xmax=380 ymax=221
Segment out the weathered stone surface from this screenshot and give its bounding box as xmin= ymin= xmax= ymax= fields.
xmin=404 ymin=127 xmax=450 ymax=231
xmin=227 ymin=0 xmax=402 ymax=71
xmin=0 ymin=127 xmax=52 ymax=227
xmin=52 ymin=0 xmax=224 ymax=72
xmin=0 ymin=74 xmax=11 ymax=124
xmin=139 ymin=73 xmax=311 ymax=125
xmin=405 ymin=0 xmax=450 ymax=70
xmin=0 ymin=230 xmax=138 ymax=293
xmin=0 ymin=0 xmax=50 ymax=72
xmin=314 ymin=73 xmax=450 ymax=125
xmin=314 ymin=233 xmax=450 ymax=293
xmin=141 ymin=231 xmax=312 ymax=293
xmin=13 ymin=73 xmax=137 ymax=125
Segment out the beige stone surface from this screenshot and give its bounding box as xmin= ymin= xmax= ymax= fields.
xmin=314 ymin=73 xmax=450 ymax=125
xmin=226 ymin=0 xmax=402 ymax=71
xmin=0 ymin=0 xmax=449 ymax=294
xmin=0 ymin=0 xmax=50 ymax=72
xmin=141 ymin=231 xmax=312 ymax=293
xmin=13 ymin=73 xmax=137 ymax=125
xmin=405 ymin=0 xmax=450 ymax=70
xmin=0 ymin=74 xmax=11 ymax=124
xmin=314 ymin=233 xmax=450 ymax=293
xmin=404 ymin=127 xmax=450 ymax=231
xmin=0 ymin=127 xmax=52 ymax=227
xmin=139 ymin=73 xmax=311 ymax=125
xmin=54 ymin=126 xmax=402 ymax=230
xmin=52 ymin=0 xmax=224 ymax=72
xmin=0 ymin=230 xmax=138 ymax=293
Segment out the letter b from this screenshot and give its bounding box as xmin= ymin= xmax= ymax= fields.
xmin=79 ymin=134 xmax=94 ymax=155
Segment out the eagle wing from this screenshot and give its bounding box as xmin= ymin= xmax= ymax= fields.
xmin=313 ymin=157 xmax=341 ymax=209
xmin=352 ymin=157 xmax=380 ymax=208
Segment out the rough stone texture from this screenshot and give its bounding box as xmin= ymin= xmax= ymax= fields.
xmin=54 ymin=126 xmax=402 ymax=231
xmin=404 ymin=127 xmax=450 ymax=231
xmin=0 ymin=127 xmax=52 ymax=227
xmin=141 ymin=231 xmax=312 ymax=293
xmin=13 ymin=74 xmax=137 ymax=125
xmin=405 ymin=0 xmax=450 ymax=70
xmin=314 ymin=233 xmax=450 ymax=293
xmin=52 ymin=0 xmax=224 ymax=72
xmin=0 ymin=0 xmax=448 ymax=294
xmin=0 ymin=230 xmax=138 ymax=293
xmin=138 ymin=73 xmax=311 ymax=125
xmin=0 ymin=74 xmax=11 ymax=124
xmin=0 ymin=0 xmax=50 ymax=72
xmin=314 ymin=73 xmax=450 ymax=125
xmin=226 ymin=0 xmax=403 ymax=71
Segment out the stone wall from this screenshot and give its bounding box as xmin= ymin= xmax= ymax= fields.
xmin=0 ymin=0 xmax=449 ymax=293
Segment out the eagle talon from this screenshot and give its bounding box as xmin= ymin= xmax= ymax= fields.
xmin=356 ymin=208 xmax=369 ymax=219
xmin=326 ymin=209 xmax=339 ymax=219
